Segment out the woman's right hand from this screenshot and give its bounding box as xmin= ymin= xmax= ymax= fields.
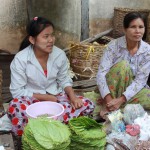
xmin=33 ymin=93 xmax=58 ymax=102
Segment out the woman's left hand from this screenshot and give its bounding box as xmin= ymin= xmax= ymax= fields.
xmin=70 ymin=97 xmax=83 ymax=109
xmin=106 ymin=96 xmax=126 ymax=111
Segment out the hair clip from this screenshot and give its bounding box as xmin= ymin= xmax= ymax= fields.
xmin=33 ymin=17 xmax=38 ymax=21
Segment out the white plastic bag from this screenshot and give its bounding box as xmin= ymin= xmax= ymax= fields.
xmin=0 ymin=146 xmax=5 ymax=150
xmin=134 ymin=113 xmax=150 ymax=141
xmin=123 ymin=104 xmax=145 ymax=124
xmin=0 ymin=114 xmax=12 ymax=131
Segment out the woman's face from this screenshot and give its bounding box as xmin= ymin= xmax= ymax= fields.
xmin=32 ymin=26 xmax=55 ymax=54
xmin=124 ymin=18 xmax=145 ymax=42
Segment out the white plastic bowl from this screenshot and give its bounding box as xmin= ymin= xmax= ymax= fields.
xmin=26 ymin=101 xmax=64 ymax=120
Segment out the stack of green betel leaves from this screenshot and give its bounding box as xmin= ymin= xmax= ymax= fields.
xmin=69 ymin=116 xmax=106 ymax=150
xmin=22 ymin=117 xmax=71 ymax=150
xmin=22 ymin=116 xmax=106 ymax=150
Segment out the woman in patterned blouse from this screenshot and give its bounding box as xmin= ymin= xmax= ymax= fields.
xmin=96 ymin=12 xmax=150 ymax=118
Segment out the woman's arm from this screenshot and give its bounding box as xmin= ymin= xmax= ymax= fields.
xmin=64 ymin=86 xmax=83 ymax=109
xmin=33 ymin=93 xmax=57 ymax=102
xmin=56 ymin=52 xmax=73 ymax=89
xmin=56 ymin=52 xmax=83 ymax=109
xmin=96 ymin=43 xmax=115 ymax=99
xmin=123 ymin=53 xmax=150 ymax=101
xmin=10 ymin=56 xmax=33 ymax=98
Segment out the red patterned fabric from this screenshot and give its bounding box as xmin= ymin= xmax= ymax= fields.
xmin=7 ymin=94 xmax=94 ymax=136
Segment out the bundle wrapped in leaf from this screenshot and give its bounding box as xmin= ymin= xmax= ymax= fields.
xmin=22 ymin=117 xmax=71 ymax=150
xmin=69 ymin=116 xmax=106 ymax=150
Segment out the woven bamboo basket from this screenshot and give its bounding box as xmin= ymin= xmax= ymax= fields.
xmin=113 ymin=7 xmax=150 ymax=38
xmin=69 ymin=42 xmax=107 ymax=79
xmin=146 ymin=14 xmax=150 ymax=44
xmin=0 ymin=70 xmax=2 ymax=102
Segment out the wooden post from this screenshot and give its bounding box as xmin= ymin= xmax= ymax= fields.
xmin=26 ymin=0 xmax=33 ymax=21
xmin=80 ymin=0 xmax=89 ymax=41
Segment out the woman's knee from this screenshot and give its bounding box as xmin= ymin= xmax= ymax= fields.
xmin=113 ymin=60 xmax=130 ymax=71
xmin=107 ymin=60 xmax=132 ymax=78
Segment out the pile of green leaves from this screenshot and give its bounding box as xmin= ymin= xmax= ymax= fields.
xmin=69 ymin=116 xmax=106 ymax=150
xmin=22 ymin=117 xmax=71 ymax=150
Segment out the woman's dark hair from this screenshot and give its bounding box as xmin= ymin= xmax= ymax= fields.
xmin=19 ymin=17 xmax=54 ymax=51
xmin=123 ymin=12 xmax=146 ymax=29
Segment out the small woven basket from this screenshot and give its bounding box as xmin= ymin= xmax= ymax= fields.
xmin=69 ymin=42 xmax=106 ymax=79
xmin=113 ymin=7 xmax=150 ymax=38
xmin=0 ymin=70 xmax=2 ymax=102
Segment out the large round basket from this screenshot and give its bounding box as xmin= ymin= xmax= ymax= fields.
xmin=69 ymin=43 xmax=106 ymax=79
xmin=113 ymin=7 xmax=150 ymax=38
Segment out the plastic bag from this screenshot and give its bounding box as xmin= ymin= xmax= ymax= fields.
xmin=106 ymin=144 xmax=115 ymax=150
xmin=108 ymin=110 xmax=125 ymax=132
xmin=0 ymin=146 xmax=5 ymax=150
xmin=134 ymin=113 xmax=150 ymax=141
xmin=0 ymin=114 xmax=12 ymax=131
xmin=123 ymin=104 xmax=145 ymax=124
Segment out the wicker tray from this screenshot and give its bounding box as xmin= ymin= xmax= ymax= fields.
xmin=113 ymin=7 xmax=150 ymax=38
xmin=69 ymin=42 xmax=106 ymax=79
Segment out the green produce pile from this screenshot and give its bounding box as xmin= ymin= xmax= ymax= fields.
xmin=22 ymin=116 xmax=106 ymax=150
xmin=69 ymin=116 xmax=106 ymax=150
xmin=22 ymin=117 xmax=71 ymax=150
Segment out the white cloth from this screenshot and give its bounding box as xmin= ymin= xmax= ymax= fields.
xmin=10 ymin=45 xmax=73 ymax=98
xmin=0 ymin=146 xmax=4 ymax=150
xmin=97 ymin=36 xmax=150 ymax=100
